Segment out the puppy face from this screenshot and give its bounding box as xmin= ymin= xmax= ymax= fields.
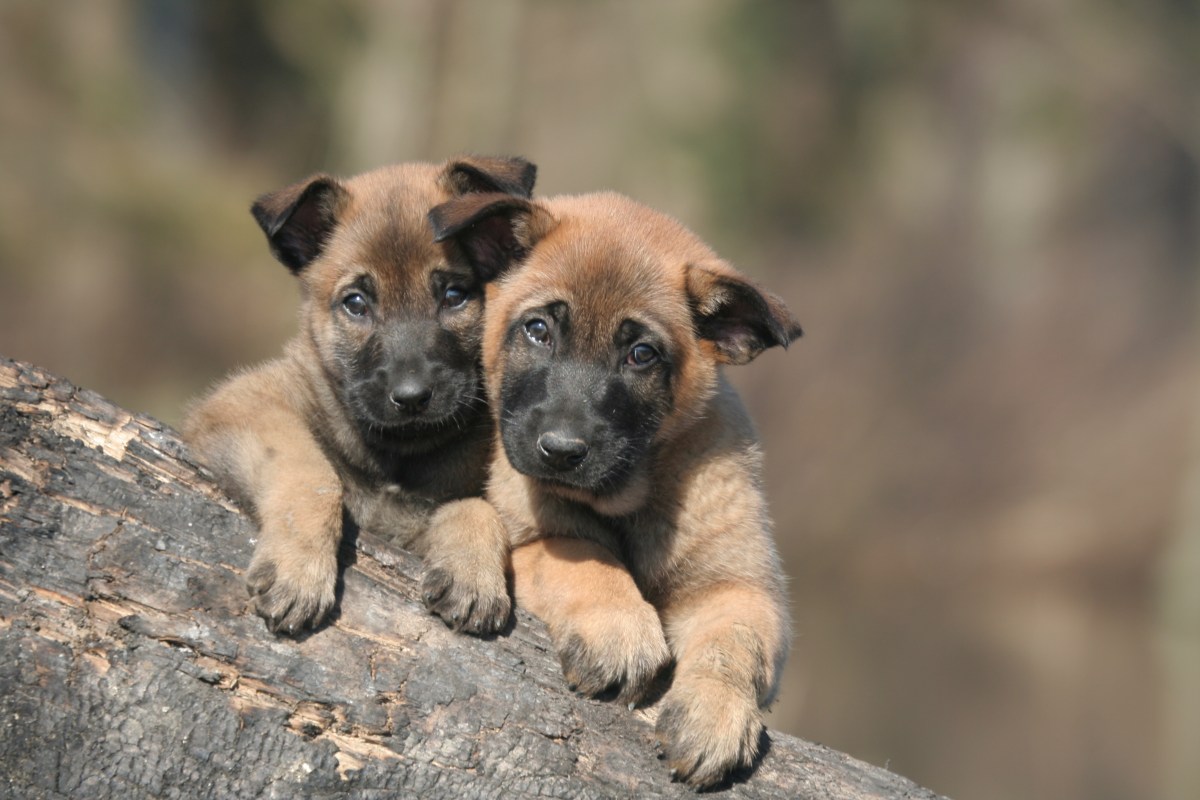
xmin=496 ymin=263 xmax=678 ymax=501
xmin=253 ymin=157 xmax=536 ymax=455
xmin=431 ymin=192 xmax=801 ymax=512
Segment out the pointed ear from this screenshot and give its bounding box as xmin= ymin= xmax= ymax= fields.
xmin=429 ymin=192 xmax=555 ymax=282
xmin=442 ymin=155 xmax=537 ymax=198
xmin=250 ymin=175 xmax=348 ymax=273
xmin=686 ymin=262 xmax=803 ymax=365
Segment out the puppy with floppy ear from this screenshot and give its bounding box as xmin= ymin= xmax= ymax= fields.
xmin=184 ymin=156 xmax=536 ymax=636
xmin=431 ymin=191 xmax=801 ymax=787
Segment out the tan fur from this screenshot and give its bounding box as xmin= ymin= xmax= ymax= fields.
xmin=435 ymin=191 xmax=800 ymax=787
xmin=184 ymin=157 xmax=535 ymax=635
xmin=511 ymin=537 xmax=669 ymax=703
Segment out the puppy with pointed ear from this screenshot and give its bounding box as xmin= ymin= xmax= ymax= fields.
xmin=183 ymin=156 xmax=536 ymax=636
xmin=431 ymin=190 xmax=802 ymax=788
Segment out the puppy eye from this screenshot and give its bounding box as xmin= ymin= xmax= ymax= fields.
xmin=626 ymin=343 xmax=660 ymax=367
xmin=524 ymin=318 xmax=551 ymax=347
xmin=342 ymin=292 xmax=369 ymax=318
xmin=441 ymin=286 xmax=469 ymax=309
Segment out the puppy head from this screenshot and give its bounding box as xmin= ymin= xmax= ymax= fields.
xmin=431 ymin=191 xmax=801 ymax=513
xmin=250 ymin=156 xmax=536 ymax=454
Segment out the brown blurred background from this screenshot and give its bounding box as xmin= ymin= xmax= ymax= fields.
xmin=2 ymin=2 xmax=1198 ymax=799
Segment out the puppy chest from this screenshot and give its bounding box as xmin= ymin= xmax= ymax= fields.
xmin=343 ymin=483 xmax=438 ymax=546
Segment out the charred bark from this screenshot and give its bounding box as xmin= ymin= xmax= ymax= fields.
xmin=0 ymin=355 xmax=946 ymax=799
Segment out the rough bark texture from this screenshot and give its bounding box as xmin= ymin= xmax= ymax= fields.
xmin=0 ymin=355 xmax=946 ymax=800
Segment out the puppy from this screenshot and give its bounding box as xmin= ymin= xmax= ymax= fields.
xmin=183 ymin=156 xmax=535 ymax=636
xmin=430 ymin=191 xmax=801 ymax=787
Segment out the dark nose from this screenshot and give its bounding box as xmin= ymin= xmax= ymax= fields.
xmin=536 ymin=431 xmax=589 ymax=470
xmin=389 ymin=378 xmax=433 ymax=414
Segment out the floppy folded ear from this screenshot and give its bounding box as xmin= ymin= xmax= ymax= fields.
xmin=250 ymin=175 xmax=349 ymax=274
xmin=443 ymin=155 xmax=537 ymax=198
xmin=429 ymin=192 xmax=555 ymax=282
xmin=686 ymin=262 xmax=803 ymax=365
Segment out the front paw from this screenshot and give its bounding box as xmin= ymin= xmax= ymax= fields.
xmin=245 ymin=546 xmax=337 ymax=636
xmin=422 ymin=562 xmax=512 ymax=636
xmin=655 ymin=680 xmax=763 ymax=788
xmin=553 ymin=605 xmax=671 ymax=706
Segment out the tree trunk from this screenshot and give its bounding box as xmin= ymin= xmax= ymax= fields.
xmin=0 ymin=355 xmax=946 ymax=799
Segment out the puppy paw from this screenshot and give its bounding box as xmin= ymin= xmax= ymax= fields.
xmin=553 ymin=604 xmax=671 ymax=706
xmin=245 ymin=545 xmax=337 ymax=636
xmin=421 ymin=562 xmax=512 ymax=635
xmin=655 ymin=680 xmax=763 ymax=788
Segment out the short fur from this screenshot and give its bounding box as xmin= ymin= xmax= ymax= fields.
xmin=430 ymin=191 xmax=802 ymax=787
xmin=184 ymin=156 xmax=535 ymax=636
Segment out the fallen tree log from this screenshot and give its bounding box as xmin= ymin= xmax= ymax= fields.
xmin=0 ymin=355 xmax=946 ymax=799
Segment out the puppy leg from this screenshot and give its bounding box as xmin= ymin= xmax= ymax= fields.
xmin=185 ymin=378 xmax=343 ymax=634
xmin=245 ymin=450 xmax=342 ymax=634
xmin=512 ymin=537 xmax=670 ymax=705
xmin=415 ymin=497 xmax=512 ymax=635
xmin=655 ymin=583 xmax=789 ymax=788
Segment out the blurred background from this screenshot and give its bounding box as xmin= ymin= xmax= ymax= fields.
xmin=1 ymin=2 xmax=1198 ymax=798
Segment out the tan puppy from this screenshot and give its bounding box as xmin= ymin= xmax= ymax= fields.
xmin=184 ymin=157 xmax=535 ymax=636
xmin=430 ymin=191 xmax=801 ymax=787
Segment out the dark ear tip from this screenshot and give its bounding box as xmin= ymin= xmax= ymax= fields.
xmin=766 ymin=317 xmax=804 ymax=350
xmin=517 ymin=161 xmax=538 ymax=197
xmin=249 ymin=199 xmax=276 ymax=236
xmin=429 ymin=193 xmax=533 ymax=243
xmin=428 ymin=204 xmax=452 ymax=242
xmin=447 ymin=155 xmax=539 ymax=198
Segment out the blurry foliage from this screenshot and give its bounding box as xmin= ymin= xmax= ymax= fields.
xmin=1 ymin=3 xmax=1199 ymax=800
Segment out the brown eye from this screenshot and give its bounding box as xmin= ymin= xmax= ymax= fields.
xmin=441 ymin=286 xmax=469 ymax=309
xmin=342 ymin=292 xmax=369 ymax=317
xmin=626 ymin=343 xmax=659 ymax=367
xmin=524 ymin=318 xmax=551 ymax=346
